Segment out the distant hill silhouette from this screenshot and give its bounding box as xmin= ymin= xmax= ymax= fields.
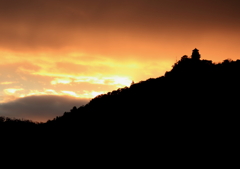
xmin=1 ymin=49 xmax=239 ymax=162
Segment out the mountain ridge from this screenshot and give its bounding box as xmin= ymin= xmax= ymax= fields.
xmin=1 ymin=49 xmax=239 ymax=132
xmin=1 ymin=49 xmax=239 ymax=162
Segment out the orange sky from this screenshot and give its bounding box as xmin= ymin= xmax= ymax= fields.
xmin=1 ymin=0 xmax=240 ymax=122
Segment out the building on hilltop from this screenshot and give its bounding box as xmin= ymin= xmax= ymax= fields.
xmin=191 ymin=48 xmax=201 ymax=60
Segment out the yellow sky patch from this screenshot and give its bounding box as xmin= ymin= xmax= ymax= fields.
xmin=0 ymin=81 xmax=15 ymax=85
xmin=51 ymin=78 xmax=72 ymax=85
xmin=4 ymin=88 xmax=24 ymax=95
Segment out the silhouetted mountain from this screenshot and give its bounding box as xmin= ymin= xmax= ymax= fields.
xmin=1 ymin=49 xmax=239 ymax=162
xmin=44 ymin=49 xmax=239 ymax=133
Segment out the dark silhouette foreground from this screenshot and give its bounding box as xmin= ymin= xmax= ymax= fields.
xmin=1 ymin=49 xmax=239 ymax=164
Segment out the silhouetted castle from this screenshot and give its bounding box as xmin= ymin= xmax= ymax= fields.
xmin=191 ymin=48 xmax=200 ymax=60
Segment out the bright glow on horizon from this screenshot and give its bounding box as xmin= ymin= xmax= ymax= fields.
xmin=4 ymin=88 xmax=24 ymax=94
xmin=1 ymin=0 xmax=240 ymax=122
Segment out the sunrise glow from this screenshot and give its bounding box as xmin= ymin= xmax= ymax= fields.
xmin=1 ymin=0 xmax=240 ymax=122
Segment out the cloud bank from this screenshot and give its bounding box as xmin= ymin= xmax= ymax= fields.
xmin=0 ymin=95 xmax=90 ymax=122
xmin=1 ymin=0 xmax=240 ymax=58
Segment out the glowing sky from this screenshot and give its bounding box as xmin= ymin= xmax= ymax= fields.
xmin=1 ymin=0 xmax=240 ymax=122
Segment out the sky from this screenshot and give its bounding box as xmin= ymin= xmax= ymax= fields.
xmin=1 ymin=0 xmax=240 ymax=122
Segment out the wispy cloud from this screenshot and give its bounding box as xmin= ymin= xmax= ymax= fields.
xmin=4 ymin=88 xmax=24 ymax=95
xmin=51 ymin=78 xmax=72 ymax=85
xmin=0 ymin=81 xmax=15 ymax=85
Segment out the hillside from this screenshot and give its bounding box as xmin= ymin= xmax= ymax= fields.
xmin=1 ymin=49 xmax=239 ymax=162
xmin=45 ymin=49 xmax=239 ymax=130
xmin=1 ymin=49 xmax=239 ymax=132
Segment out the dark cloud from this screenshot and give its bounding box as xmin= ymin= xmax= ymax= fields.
xmin=1 ymin=0 xmax=240 ymax=54
xmin=0 ymin=95 xmax=90 ymax=122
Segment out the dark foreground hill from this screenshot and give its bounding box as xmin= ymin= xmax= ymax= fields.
xmin=44 ymin=49 xmax=239 ymax=132
xmin=1 ymin=49 xmax=239 ymax=164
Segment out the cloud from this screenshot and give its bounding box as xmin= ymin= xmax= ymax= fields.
xmin=2 ymin=0 xmax=239 ymax=67
xmin=4 ymin=88 xmax=24 ymax=95
xmin=51 ymin=78 xmax=72 ymax=85
xmin=0 ymin=95 xmax=90 ymax=122
xmin=1 ymin=0 xmax=240 ymax=59
xmin=0 ymin=81 xmax=15 ymax=85
xmin=1 ymin=0 xmax=240 ymax=123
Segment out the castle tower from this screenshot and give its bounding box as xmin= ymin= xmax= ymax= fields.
xmin=191 ymin=48 xmax=200 ymax=60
